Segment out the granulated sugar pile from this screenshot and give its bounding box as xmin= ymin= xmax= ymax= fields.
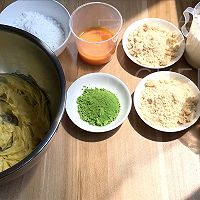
xmin=15 ymin=11 xmax=65 ymax=51
xmin=140 ymin=79 xmax=199 ymax=128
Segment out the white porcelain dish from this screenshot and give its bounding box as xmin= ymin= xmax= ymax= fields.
xmin=66 ymin=73 xmax=132 ymax=132
xmin=134 ymin=71 xmax=200 ymax=132
xmin=0 ymin=0 xmax=70 ymax=56
xmin=122 ymin=18 xmax=185 ymax=69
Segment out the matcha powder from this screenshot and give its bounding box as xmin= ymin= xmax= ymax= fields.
xmin=77 ymin=88 xmax=120 ymax=126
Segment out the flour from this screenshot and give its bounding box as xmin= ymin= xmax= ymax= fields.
xmin=140 ymin=79 xmax=199 ymax=128
xmin=14 ymin=11 xmax=65 ymax=51
xmin=127 ymin=23 xmax=180 ymax=67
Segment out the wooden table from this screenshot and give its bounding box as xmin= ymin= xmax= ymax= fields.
xmin=0 ymin=0 xmax=200 ymax=200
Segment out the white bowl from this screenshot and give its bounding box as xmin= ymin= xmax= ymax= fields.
xmin=134 ymin=71 xmax=200 ymax=132
xmin=122 ymin=18 xmax=185 ymax=69
xmin=0 ymin=0 xmax=70 ymax=56
xmin=66 ymin=73 xmax=132 ymax=132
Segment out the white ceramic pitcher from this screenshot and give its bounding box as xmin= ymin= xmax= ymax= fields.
xmin=181 ymin=2 xmax=200 ymax=68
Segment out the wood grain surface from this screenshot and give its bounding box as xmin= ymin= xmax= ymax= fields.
xmin=0 ymin=0 xmax=200 ymax=200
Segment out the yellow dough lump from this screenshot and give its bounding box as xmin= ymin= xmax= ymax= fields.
xmin=0 ymin=74 xmax=50 ymax=172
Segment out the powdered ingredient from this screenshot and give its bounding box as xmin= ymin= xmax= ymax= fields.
xmin=127 ymin=23 xmax=180 ymax=67
xmin=140 ymin=79 xmax=199 ymax=128
xmin=14 ymin=11 xmax=65 ymax=51
xmin=77 ymin=88 xmax=120 ymax=126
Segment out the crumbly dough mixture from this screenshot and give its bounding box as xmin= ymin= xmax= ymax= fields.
xmin=139 ymin=79 xmax=199 ymax=128
xmin=127 ymin=23 xmax=180 ymax=67
xmin=0 ymin=74 xmax=50 ymax=172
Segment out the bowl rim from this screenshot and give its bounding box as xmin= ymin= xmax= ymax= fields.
xmin=0 ymin=24 xmax=66 ymax=179
xmin=133 ymin=71 xmax=200 ymax=132
xmin=66 ymin=72 xmax=132 ymax=132
xmin=51 ymin=0 xmax=71 ymax=55
xmin=122 ymin=18 xmax=185 ymax=69
xmin=0 ymin=0 xmax=71 ymax=56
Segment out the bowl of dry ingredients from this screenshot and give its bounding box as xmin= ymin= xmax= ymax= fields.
xmin=0 ymin=0 xmax=70 ymax=56
xmin=122 ymin=18 xmax=185 ymax=69
xmin=134 ymin=71 xmax=200 ymax=132
xmin=66 ymin=73 xmax=132 ymax=132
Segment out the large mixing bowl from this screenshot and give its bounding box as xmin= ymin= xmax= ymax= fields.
xmin=0 ymin=25 xmax=66 ymax=184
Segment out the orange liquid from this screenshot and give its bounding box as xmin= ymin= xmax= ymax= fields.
xmin=78 ymin=27 xmax=116 ymax=65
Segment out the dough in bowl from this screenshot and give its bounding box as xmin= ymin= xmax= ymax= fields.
xmin=0 ymin=74 xmax=50 ymax=172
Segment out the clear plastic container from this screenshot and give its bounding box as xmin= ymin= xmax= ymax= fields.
xmin=69 ymin=2 xmax=123 ymax=65
xmin=181 ymin=2 xmax=200 ymax=68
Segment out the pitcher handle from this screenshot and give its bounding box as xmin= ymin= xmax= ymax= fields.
xmin=181 ymin=7 xmax=194 ymax=38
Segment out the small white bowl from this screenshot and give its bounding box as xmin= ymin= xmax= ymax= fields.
xmin=66 ymin=73 xmax=132 ymax=132
xmin=0 ymin=0 xmax=70 ymax=56
xmin=122 ymin=18 xmax=185 ymax=69
xmin=134 ymin=71 xmax=200 ymax=132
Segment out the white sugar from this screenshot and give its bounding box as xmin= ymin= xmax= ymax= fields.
xmin=15 ymin=11 xmax=65 ymax=51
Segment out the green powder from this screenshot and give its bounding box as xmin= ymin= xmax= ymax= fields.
xmin=77 ymin=87 xmax=120 ymax=126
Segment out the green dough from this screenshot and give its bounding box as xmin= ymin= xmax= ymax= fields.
xmin=0 ymin=74 xmax=50 ymax=172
